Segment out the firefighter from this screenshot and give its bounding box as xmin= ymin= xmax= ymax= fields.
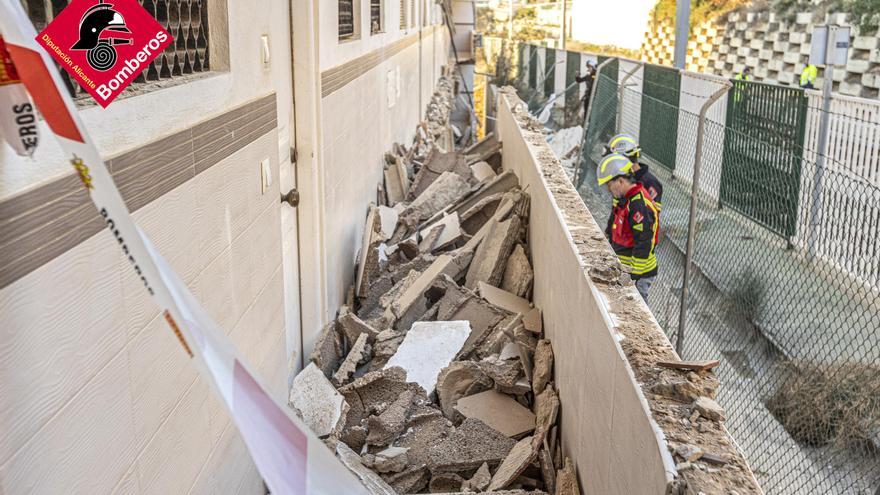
xmin=800 ymin=56 xmax=818 ymax=89
xmin=575 ymin=61 xmax=597 ymax=119
xmin=604 ymin=133 xmax=663 ymax=209
xmin=597 ymin=153 xmax=660 ymax=301
xmin=734 ymin=67 xmax=752 ymax=81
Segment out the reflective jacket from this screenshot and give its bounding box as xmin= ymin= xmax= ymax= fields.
xmin=607 ymin=184 xmax=660 ymax=279
xmin=633 ymin=164 xmax=663 ymax=210
xmin=800 ymin=64 xmax=818 ymax=88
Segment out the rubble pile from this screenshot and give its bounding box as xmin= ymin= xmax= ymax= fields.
xmin=289 ymin=82 xmax=577 ymax=494
xmin=545 ymin=126 xmax=582 ymax=181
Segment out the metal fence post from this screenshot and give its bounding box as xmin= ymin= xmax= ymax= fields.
xmin=676 ymin=80 xmax=733 ymax=356
xmin=617 ymin=61 xmax=644 ymax=132
xmin=573 ymin=57 xmax=617 ymax=187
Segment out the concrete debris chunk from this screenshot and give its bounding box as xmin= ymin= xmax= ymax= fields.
xmin=466 ymin=214 xmax=522 ymax=289
xmin=436 ymin=361 xmax=494 ymax=419
xmin=337 ymin=442 xmax=398 ymax=495
xmin=356 ymin=204 xmax=384 ymax=297
xmin=461 ymin=462 xmax=492 ymax=492
xmin=338 ymin=312 xmax=381 ymax=345
xmin=419 ymin=223 xmax=446 ymax=253
xmin=555 ymin=457 xmax=581 ymax=495
xmin=694 ymin=396 xmax=727 ymax=421
xmin=454 ymin=390 xmax=536 ymax=438
xmin=522 ymin=307 xmax=543 ymax=334
xmin=426 ymin=418 xmax=517 ymax=473
xmin=388 ymin=252 xmax=474 ymax=331
xmin=532 ymin=339 xmax=553 ymax=395
xmin=309 ymin=321 xmax=343 ymax=377
xmin=500 ymin=341 xmax=519 ymax=360
xmin=500 ymin=244 xmax=533 ymax=298
xmin=479 ymin=354 xmax=524 ymax=390
xmin=410 ymin=149 xmax=472 ymax=199
xmin=539 ymin=443 xmax=556 ymax=494
xmin=377 ymin=205 xmax=399 ymax=241
xmin=382 ymin=465 xmax=430 ymax=494
xmin=460 ymin=193 xmax=504 ymax=235
xmin=419 ymin=213 xmax=462 ymax=252
xmin=478 ymin=281 xmax=532 ymax=315
xmin=384 ymin=163 xmax=406 ymax=205
xmin=533 ymin=387 xmax=560 ymax=448
xmin=486 ymin=435 xmax=537 ymax=491
xmin=403 ymin=171 xmax=472 ymax=224
xmin=384 ymin=321 xmax=471 ymax=394
xmin=675 ymin=443 xmax=704 ymax=462
xmin=394 ymin=411 xmax=452 ymax=467
xmin=366 ymin=446 xmax=410 ymax=474
xmin=333 ymin=333 xmax=372 ymax=386
xmin=453 ymin=170 xmax=519 ymax=219
xmin=470 ymin=161 xmax=497 ymax=182
xmin=458 ymin=191 xmax=521 ymax=253
xmin=367 ymin=389 xmax=416 ymax=446
xmin=429 ymin=473 xmax=465 ymax=492
xmin=289 ymin=363 xmax=349 ymax=438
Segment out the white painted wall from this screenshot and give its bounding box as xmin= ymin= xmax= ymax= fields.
xmin=0 ymin=1 xmax=296 ymax=493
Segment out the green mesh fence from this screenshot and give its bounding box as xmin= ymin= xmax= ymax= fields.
xmin=564 ymin=51 xmax=581 ymax=127
xmin=529 ymin=49 xmax=538 ymax=91
xmin=570 ymin=61 xmax=880 ymax=495
xmin=640 ymin=64 xmax=680 ymax=170
xmin=721 ymin=80 xmax=808 ymax=239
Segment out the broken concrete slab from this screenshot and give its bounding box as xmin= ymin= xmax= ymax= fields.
xmin=419 ymin=213 xmax=462 ymax=252
xmin=410 ymin=149 xmax=472 ymax=199
xmin=377 ymin=205 xmax=399 ymax=241
xmin=289 ymin=362 xmax=349 ymax=438
xmin=371 ymin=329 xmax=406 ymax=366
xmin=384 ymin=321 xmax=471 ymax=394
xmin=470 ymin=161 xmax=497 ymax=182
xmin=555 ymin=457 xmax=581 ymax=495
xmin=387 ymin=252 xmax=474 ymax=331
xmin=533 ymin=387 xmax=560 ymax=448
xmin=454 ymin=390 xmax=536 ymax=438
xmin=657 ymin=359 xmax=721 ymax=373
xmin=486 ymin=435 xmax=537 ymax=491
xmin=309 ymin=321 xmax=344 ymax=377
xmin=382 ymin=465 xmax=430 ymax=494
xmin=500 ymin=244 xmax=533 ymax=298
xmin=460 ymin=193 xmax=504 ymax=235
xmin=694 ymin=396 xmax=726 ymax=421
xmin=500 ymin=341 xmax=519 ymax=360
xmin=384 ymin=164 xmax=406 ymax=205
xmin=429 ymin=473 xmax=465 ymax=493
xmin=404 ymin=171 xmax=473 ymax=225
xmin=522 ymin=307 xmax=542 ymax=334
xmin=452 ymin=170 xmax=519 ymax=219
xmin=465 ymin=214 xmax=522 ymax=290
xmin=436 ymin=361 xmax=494 ymax=419
xmin=337 ymin=442 xmax=397 ymax=495
xmin=426 ymin=418 xmax=517 ymax=473
xmin=478 ymin=282 xmax=532 ymax=315
xmin=532 ymin=340 xmax=553 ymax=395
xmin=539 ymin=443 xmax=556 ymax=495
xmin=367 ymin=388 xmax=416 ymax=446
xmin=394 ymin=410 xmax=452 ymax=467
xmin=333 ymin=333 xmax=372 ymax=386
xmin=369 ymin=446 xmax=409 ymax=474
xmin=457 ymin=191 xmax=521 ymax=253
xmin=419 ymin=223 xmax=446 ymax=253
xmin=461 ymin=462 xmax=492 ymax=492
xmin=356 ymin=205 xmax=386 ymax=298
xmin=338 ymin=312 xmax=381 ymax=346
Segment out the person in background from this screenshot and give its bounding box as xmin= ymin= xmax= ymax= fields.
xmin=597 ymin=153 xmax=661 ymax=301
xmin=735 ymin=66 xmax=752 ymax=81
xmin=800 ymin=55 xmax=818 ymax=89
xmin=575 ymin=61 xmax=597 ymax=120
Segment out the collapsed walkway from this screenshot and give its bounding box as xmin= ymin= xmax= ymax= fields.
xmin=287 ymin=81 xmax=762 ymax=494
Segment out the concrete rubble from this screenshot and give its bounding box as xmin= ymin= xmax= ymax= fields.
xmin=287 ymin=80 xmax=576 ymax=494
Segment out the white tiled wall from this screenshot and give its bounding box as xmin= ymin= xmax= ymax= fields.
xmin=0 ymin=131 xmax=285 ymax=495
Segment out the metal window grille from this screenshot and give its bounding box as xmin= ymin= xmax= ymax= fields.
xmin=339 ymin=0 xmax=355 ymax=39
xmin=371 ymin=0 xmax=382 ymax=34
xmin=22 ymin=0 xmax=211 ymax=101
xmin=409 ymin=0 xmax=415 ymax=27
xmin=399 ymin=0 xmax=405 ymax=29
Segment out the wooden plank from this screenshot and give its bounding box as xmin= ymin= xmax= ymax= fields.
xmin=656 ymin=359 xmax=720 ymax=372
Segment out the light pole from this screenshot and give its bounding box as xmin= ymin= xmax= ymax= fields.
xmin=673 ymin=0 xmax=690 ymax=69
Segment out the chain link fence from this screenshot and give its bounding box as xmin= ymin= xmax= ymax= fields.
xmin=569 ymin=62 xmax=880 ymax=494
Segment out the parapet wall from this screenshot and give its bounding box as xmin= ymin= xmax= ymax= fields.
xmin=496 ymin=88 xmax=763 ymax=494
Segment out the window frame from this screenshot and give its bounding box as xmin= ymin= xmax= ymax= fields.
xmin=338 ymin=0 xmax=360 ymax=42
xmin=370 ymin=0 xmax=384 ymax=35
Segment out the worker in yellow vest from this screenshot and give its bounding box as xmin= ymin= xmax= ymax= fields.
xmin=800 ymin=56 xmax=818 ymax=89
xmin=734 ymin=67 xmax=752 ymax=81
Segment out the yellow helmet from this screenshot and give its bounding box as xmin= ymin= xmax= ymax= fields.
xmin=606 ymin=133 xmax=641 ymax=159
xmin=597 ymin=153 xmax=634 ymax=186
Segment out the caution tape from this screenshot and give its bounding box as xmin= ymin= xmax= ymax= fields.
xmin=0 ymin=2 xmax=366 ymax=493
xmin=0 ymin=34 xmax=38 ymax=157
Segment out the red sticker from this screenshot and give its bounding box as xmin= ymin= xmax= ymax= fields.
xmin=632 ymin=211 xmax=644 ymax=223
xmin=35 ymin=0 xmax=172 ymax=107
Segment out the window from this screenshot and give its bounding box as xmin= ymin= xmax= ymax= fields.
xmin=339 ymin=0 xmax=356 ymax=39
xmin=399 ymin=0 xmax=406 ymax=30
xmin=410 ymin=0 xmax=416 ymax=28
xmin=23 ymin=0 xmax=212 ymax=101
xmin=370 ymin=0 xmax=382 ymax=34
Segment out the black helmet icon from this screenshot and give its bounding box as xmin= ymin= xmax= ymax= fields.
xmin=70 ymin=1 xmax=132 ymax=71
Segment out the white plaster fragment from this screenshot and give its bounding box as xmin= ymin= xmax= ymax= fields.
xmin=289 ymin=362 xmax=347 ymax=437
xmin=377 ymin=206 xmax=399 ymax=241
xmin=384 ymin=320 xmax=471 ymax=394
xmin=470 ymin=161 xmax=497 ymax=182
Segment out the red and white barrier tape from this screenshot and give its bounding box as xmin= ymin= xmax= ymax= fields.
xmin=0 ymin=2 xmax=366 ymax=493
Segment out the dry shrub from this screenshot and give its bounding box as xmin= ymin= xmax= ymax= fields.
xmin=767 ymin=360 xmax=880 ymax=452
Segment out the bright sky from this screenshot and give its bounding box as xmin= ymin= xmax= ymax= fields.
xmin=569 ymin=0 xmax=656 ymax=49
